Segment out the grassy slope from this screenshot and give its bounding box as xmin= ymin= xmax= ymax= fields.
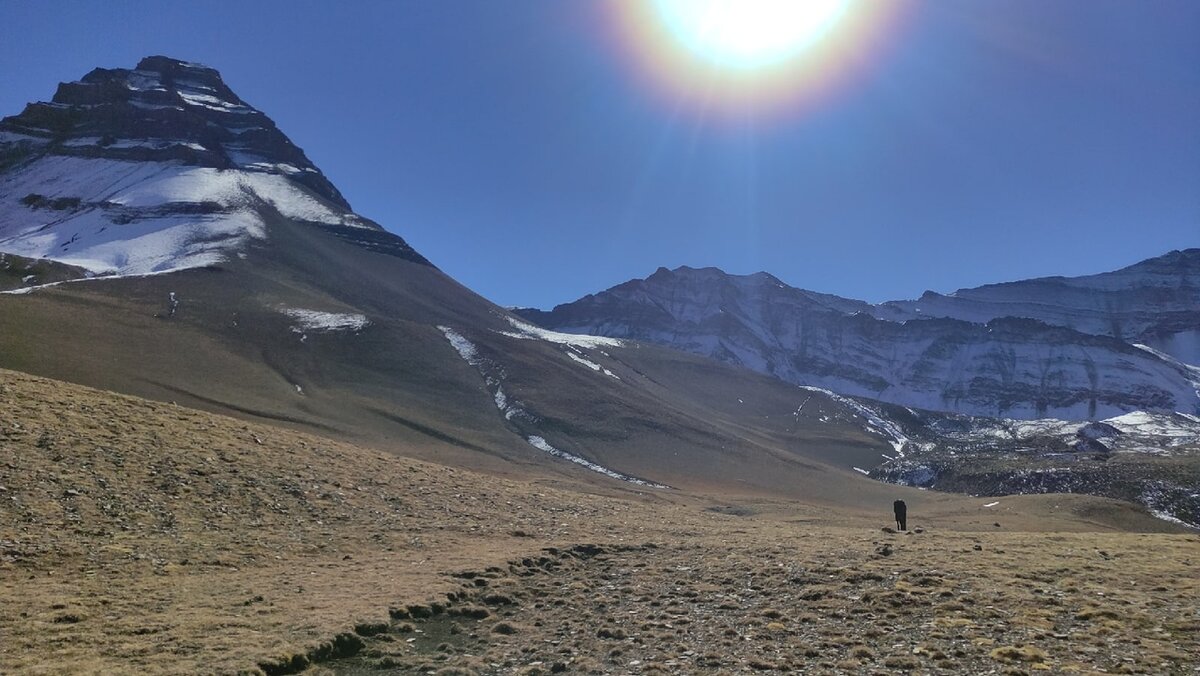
xmin=1 ymin=369 xmax=1193 ymax=674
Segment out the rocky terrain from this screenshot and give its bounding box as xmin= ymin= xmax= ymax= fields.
xmin=767 ymin=388 xmax=1200 ymax=528
xmin=1 ymin=369 xmax=1195 ymax=675
xmin=517 ymin=256 xmax=1200 ymax=420
xmin=879 ymin=447 xmax=1199 ymax=529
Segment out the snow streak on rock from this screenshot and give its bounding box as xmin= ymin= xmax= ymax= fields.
xmin=438 ymin=325 xmax=483 ymax=368
xmin=527 ymin=436 xmax=670 ymax=489
xmin=566 ymin=351 xmax=620 ymax=380
xmin=438 ymin=325 xmax=666 ymax=488
xmin=438 ymin=326 xmax=534 ymax=423
xmin=799 ymin=385 xmax=910 ymax=457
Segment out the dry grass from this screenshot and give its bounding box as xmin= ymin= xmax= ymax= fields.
xmin=1 ymin=369 xmax=1197 ymax=674
xmin=332 ymin=531 xmax=1198 ymax=674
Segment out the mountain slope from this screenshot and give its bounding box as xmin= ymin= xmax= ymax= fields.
xmin=0 ymin=57 xmax=904 ymax=501
xmin=517 ymin=262 xmax=1200 ymax=420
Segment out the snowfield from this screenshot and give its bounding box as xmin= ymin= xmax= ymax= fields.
xmin=0 ymin=155 xmax=363 ymax=278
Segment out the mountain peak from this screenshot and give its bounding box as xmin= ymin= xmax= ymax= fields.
xmin=135 ymin=55 xmax=221 ymax=76
xmin=1 ymin=56 xmax=348 ymax=209
xmin=0 ymin=57 xmax=438 ymax=281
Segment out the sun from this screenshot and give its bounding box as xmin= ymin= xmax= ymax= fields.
xmin=608 ymin=0 xmax=904 ymax=117
xmin=651 ymin=0 xmax=852 ymax=72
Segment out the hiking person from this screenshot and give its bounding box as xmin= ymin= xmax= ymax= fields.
xmin=893 ymin=499 xmax=907 ymax=531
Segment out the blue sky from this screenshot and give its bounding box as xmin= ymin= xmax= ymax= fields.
xmin=2 ymin=1 xmax=1197 ymax=307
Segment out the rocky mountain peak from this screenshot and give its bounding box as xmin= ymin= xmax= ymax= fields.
xmin=1126 ymin=248 xmax=1199 ymax=276
xmin=0 ymin=57 xmax=437 ymax=281
xmin=0 ymin=56 xmax=348 ymax=209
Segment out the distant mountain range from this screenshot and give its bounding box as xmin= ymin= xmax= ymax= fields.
xmin=517 ymin=251 xmax=1200 ymax=420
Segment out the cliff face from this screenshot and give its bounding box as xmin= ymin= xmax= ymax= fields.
xmin=873 ymin=249 xmax=1200 ymax=366
xmin=518 ymin=262 xmax=1200 ymax=421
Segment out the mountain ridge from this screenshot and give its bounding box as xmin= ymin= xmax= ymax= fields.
xmin=517 ymin=250 xmax=1200 ymax=421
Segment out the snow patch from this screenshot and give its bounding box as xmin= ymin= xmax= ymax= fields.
xmin=281 ymin=308 xmax=369 ymax=332
xmin=177 ymin=91 xmax=254 ymax=113
xmin=0 ymin=130 xmax=49 ymax=144
xmin=0 ymin=156 xmax=363 ymax=278
xmin=500 ymin=316 xmax=624 ymax=348
xmin=438 ymin=326 xmax=482 ymax=367
xmin=1103 ymin=411 xmax=1200 ymax=441
xmin=526 ymin=436 xmax=669 ymax=488
xmin=1149 ymin=509 xmax=1193 ymax=528
xmin=1 ymin=266 xmax=199 ymax=295
xmin=566 ymin=351 xmax=621 ymax=380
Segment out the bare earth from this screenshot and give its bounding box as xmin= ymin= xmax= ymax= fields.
xmin=1 ymin=369 xmax=1196 ymax=675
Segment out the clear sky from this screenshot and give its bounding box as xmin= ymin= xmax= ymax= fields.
xmin=2 ymin=1 xmax=1197 ymax=308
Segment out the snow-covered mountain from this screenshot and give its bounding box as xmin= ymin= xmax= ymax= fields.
xmin=0 ymin=56 xmax=418 ymax=282
xmin=517 ymin=260 xmax=1200 ymax=421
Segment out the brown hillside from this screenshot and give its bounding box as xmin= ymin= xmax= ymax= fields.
xmin=1 ymin=369 xmax=1194 ymax=674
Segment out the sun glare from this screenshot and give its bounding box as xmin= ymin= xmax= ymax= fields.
xmin=652 ymin=0 xmax=851 ymax=71
xmin=610 ymin=0 xmax=902 ymax=117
